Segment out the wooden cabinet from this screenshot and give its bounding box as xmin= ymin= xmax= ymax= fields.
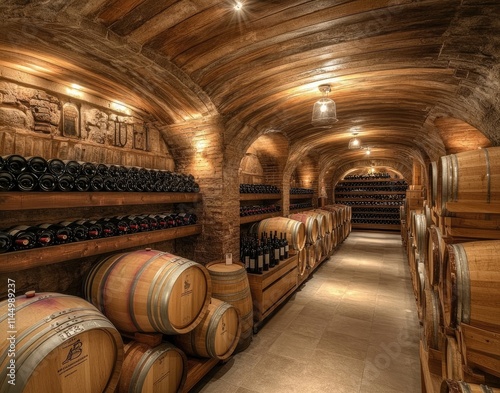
xmin=334 ymin=178 xmax=408 ymax=231
xmin=247 ymin=254 xmax=298 ymax=332
xmin=0 ymin=192 xmax=202 ymax=273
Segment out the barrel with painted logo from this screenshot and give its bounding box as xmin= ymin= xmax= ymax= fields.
xmin=84 ymin=249 xmax=211 ymax=335
xmin=0 ymin=291 xmax=123 ymax=393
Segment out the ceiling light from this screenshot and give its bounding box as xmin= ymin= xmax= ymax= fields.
xmin=234 ymin=1 xmax=243 ymax=10
xmin=312 ymin=84 xmax=337 ymax=127
xmin=348 ymin=137 xmax=361 ymax=149
xmin=365 ymin=147 xmax=371 ymax=155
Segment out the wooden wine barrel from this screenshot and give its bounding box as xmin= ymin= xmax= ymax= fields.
xmin=443 ymin=335 xmax=464 ymax=381
xmin=84 ymin=249 xmax=211 ymax=335
xmin=0 ymin=292 xmax=123 ymax=393
xmin=459 ymin=323 xmax=500 ymax=379
xmin=442 ymin=241 xmax=500 ymax=331
xmin=437 ymin=147 xmax=500 ymax=216
xmin=254 ymin=217 xmax=306 ymax=251
xmin=301 ymin=212 xmax=327 ymax=238
xmin=427 ymin=225 xmax=446 ymax=288
xmin=429 ymin=161 xmax=438 ymax=209
xmin=315 ymin=209 xmax=334 ymax=233
xmin=413 ymin=213 xmax=429 ymax=265
xmin=172 ymin=298 xmax=241 ymax=360
xmin=297 ymin=246 xmax=308 ymax=278
xmin=205 ymin=261 xmax=253 ymax=352
xmin=416 ymin=262 xmax=426 ymax=321
xmin=440 ymin=379 xmax=500 ymax=393
xmin=423 ymin=287 xmax=443 ymax=351
xmin=314 ymin=238 xmax=323 ymax=264
xmin=305 ymin=243 xmax=316 ymax=269
xmin=118 ymin=341 xmax=186 ymax=393
xmin=330 ymin=230 xmax=337 ymax=250
xmin=288 ymin=213 xmax=319 ymax=244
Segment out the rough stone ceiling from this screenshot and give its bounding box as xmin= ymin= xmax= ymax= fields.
xmin=0 ymin=0 xmax=499 ymax=176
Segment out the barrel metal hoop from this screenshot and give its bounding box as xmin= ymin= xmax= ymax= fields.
xmin=97 ymin=253 xmax=129 ymax=316
xmin=130 ymin=345 xmax=172 ymax=392
xmin=451 ymin=153 xmax=459 ymax=202
xmin=484 ymin=147 xmax=491 ymax=203
xmin=459 ymin=381 xmax=472 ymax=393
xmin=205 ymin=302 xmax=232 ymax=358
xmin=455 ymin=244 xmax=471 ymax=324
xmin=431 ymin=291 xmax=440 ymax=347
xmin=481 ymin=385 xmax=494 ymax=393
xmin=129 ymin=251 xmax=171 ymax=332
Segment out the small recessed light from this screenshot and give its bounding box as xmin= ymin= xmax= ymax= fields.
xmin=234 ymin=1 xmax=243 ymax=10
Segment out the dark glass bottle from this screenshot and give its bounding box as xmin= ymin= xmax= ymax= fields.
xmin=79 ymin=162 xmax=97 ymax=177
xmin=284 ymin=232 xmax=289 ymax=259
xmin=96 ymin=219 xmax=117 ymax=237
xmin=26 ymin=156 xmax=48 ymax=175
xmin=0 ymin=171 xmax=16 ymax=191
xmin=59 ymin=221 xmax=88 ymax=242
xmin=103 ymin=176 xmax=116 ymax=191
xmin=62 ymin=160 xmax=81 ymax=177
xmin=75 ymin=220 xmax=102 ymax=239
xmin=74 ymin=175 xmax=91 ymax=192
xmin=90 ymin=175 xmax=104 ymax=191
xmin=16 ymin=173 xmax=38 ymax=191
xmin=7 ymin=226 xmax=36 ymax=250
xmin=0 ymin=231 xmax=12 ymax=253
xmin=273 ymin=231 xmax=280 ymax=266
xmin=256 ymin=238 xmax=264 ymax=274
xmin=47 ymin=158 xmax=66 ymax=177
xmin=262 ymin=233 xmax=270 ymax=271
xmin=102 ymin=218 xmax=129 ymax=235
xmin=38 ymin=173 xmax=57 ymax=191
xmin=56 ymin=174 xmax=75 ymax=192
xmin=3 ymin=155 xmax=27 ymax=175
xmin=279 ymin=232 xmax=285 ymax=261
xmin=37 ymin=223 xmax=72 ymax=244
xmin=249 ymin=239 xmax=257 ymax=274
xmin=96 ymin=163 xmax=109 ymax=177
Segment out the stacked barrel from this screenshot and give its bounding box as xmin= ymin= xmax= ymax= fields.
xmin=83 ymin=248 xmax=243 ymax=393
xmin=404 ymin=147 xmax=500 ymax=393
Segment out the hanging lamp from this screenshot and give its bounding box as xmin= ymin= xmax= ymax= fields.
xmin=311 ymin=84 xmax=337 ymax=127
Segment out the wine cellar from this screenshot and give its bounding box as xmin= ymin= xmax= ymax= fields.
xmin=1 ymin=2 xmax=500 ymax=393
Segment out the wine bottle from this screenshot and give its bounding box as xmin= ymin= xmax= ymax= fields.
xmin=126 ymin=215 xmax=150 ymax=231
xmin=176 ymin=212 xmax=197 ymax=225
xmin=57 ymin=174 xmax=75 ymax=192
xmin=0 ymin=171 xmax=16 ymax=191
xmin=2 ymin=155 xmax=27 ymax=175
xmin=96 ymin=163 xmax=109 ymax=177
xmin=7 ymin=226 xmax=36 ymax=250
xmin=16 ymin=172 xmax=38 ymax=191
xmin=62 ymin=160 xmax=81 ymax=177
xmin=59 ymin=221 xmax=88 ymax=242
xmin=138 ymin=215 xmax=159 ymax=230
xmin=114 ymin=216 xmax=140 ymax=233
xmin=37 ymin=223 xmax=72 ymax=244
xmin=0 ymin=231 xmax=12 ymax=253
xmin=284 ymin=232 xmax=289 ymax=259
xmin=0 ymin=156 xmax=4 ymax=171
xmin=79 ymin=162 xmax=97 ymax=177
xmin=243 ymin=238 xmax=251 ymax=271
xmin=262 ymin=233 xmax=270 ymax=271
xmin=96 ymin=219 xmax=117 ymax=237
xmin=38 ymin=173 xmax=57 ymax=191
xmin=249 ymin=239 xmax=257 ymax=274
xmin=26 ymin=156 xmax=48 ymax=175
xmin=256 ymin=238 xmax=263 ymax=274
xmin=279 ymin=232 xmax=285 ymax=261
xmin=90 ymin=175 xmax=104 ymax=191
xmin=102 ymin=218 xmax=129 ymax=235
xmin=47 ymin=158 xmax=66 ymax=176
xmin=75 ymin=220 xmax=102 ymax=239
xmin=74 ymin=175 xmax=91 ymax=192
xmin=273 ymin=231 xmax=280 ymax=266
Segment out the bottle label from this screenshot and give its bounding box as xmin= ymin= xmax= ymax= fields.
xmin=264 ymin=254 xmax=270 ymax=265
xmin=250 ymin=258 xmax=256 ymax=270
xmin=257 ymin=255 xmax=263 ymax=268
xmin=274 ymin=249 xmax=280 ymax=260
xmin=285 ymin=245 xmax=289 ymax=252
xmin=244 ymin=256 xmax=250 ymax=269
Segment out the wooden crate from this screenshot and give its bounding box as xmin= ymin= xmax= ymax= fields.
xmin=247 ymin=255 xmax=298 ymax=331
xmin=420 ymin=340 xmax=443 ymax=393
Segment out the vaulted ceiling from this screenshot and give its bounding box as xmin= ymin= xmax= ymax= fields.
xmin=0 ymin=0 xmax=498 ymax=181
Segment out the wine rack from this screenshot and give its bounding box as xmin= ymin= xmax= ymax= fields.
xmin=239 ymin=184 xmax=282 ymax=224
xmin=0 ymin=192 xmax=202 ymax=273
xmin=334 ymin=177 xmax=408 ymax=231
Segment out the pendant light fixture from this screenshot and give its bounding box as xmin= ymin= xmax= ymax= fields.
xmin=311 ymin=84 xmax=337 ymax=127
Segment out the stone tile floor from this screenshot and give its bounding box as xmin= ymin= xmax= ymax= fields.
xmin=191 ymin=231 xmax=421 ymax=393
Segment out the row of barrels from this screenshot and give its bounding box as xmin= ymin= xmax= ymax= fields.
xmin=251 ymin=204 xmax=351 ymax=279
xmin=0 ymin=250 xmax=255 ymax=393
xmin=405 ymin=215 xmax=500 ymax=392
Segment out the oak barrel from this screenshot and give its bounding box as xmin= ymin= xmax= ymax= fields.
xmin=315 ymin=209 xmax=334 ymax=233
xmin=305 ymin=243 xmax=316 ymax=269
xmin=301 ymin=212 xmax=327 ymax=238
xmin=118 ymin=341 xmax=186 ymax=393
xmin=84 ymin=249 xmax=211 ymax=335
xmin=442 ymin=241 xmax=500 ymax=331
xmin=429 ymin=161 xmax=438 ymax=208
xmin=172 ymin=298 xmax=241 ymax=360
xmin=288 ymin=213 xmax=319 ymax=244
xmin=443 ymin=335 xmax=464 ymax=381
xmin=0 ymin=292 xmax=123 ymax=393
xmin=314 ymin=238 xmax=323 ymax=264
xmin=459 ymin=323 xmax=500 ymax=379
xmin=253 ymin=217 xmax=306 ymax=251
xmin=205 ymin=261 xmax=253 ymax=352
xmin=297 ymin=247 xmax=308 ymax=277
xmin=423 ymin=287 xmax=443 ymax=351
xmin=427 ymin=225 xmax=446 ymax=288
xmin=440 ymin=379 xmax=500 ymax=393
xmin=438 ymin=147 xmax=500 ymax=215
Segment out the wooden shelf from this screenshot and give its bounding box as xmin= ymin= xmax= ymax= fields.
xmin=0 ymin=192 xmax=202 ymax=211
xmin=0 ymin=224 xmax=202 ymax=273
xmin=339 ymin=178 xmax=405 ymax=184
xmin=289 ymin=207 xmax=314 ymax=213
xmin=336 ymin=191 xmax=406 ymax=195
xmin=239 ymin=193 xmax=281 ymax=201
xmin=290 ymin=194 xmax=314 ymax=200
xmin=240 ymin=212 xmax=282 ymax=224
xmin=182 ymin=357 xmax=220 ymax=393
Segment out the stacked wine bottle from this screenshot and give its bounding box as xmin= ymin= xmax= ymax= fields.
xmin=290 ymin=201 xmax=313 ymax=210
xmin=0 ymin=155 xmax=200 ymax=192
xmin=289 ymin=187 xmax=314 ymax=194
xmin=239 ymin=184 xmax=280 ymax=193
xmin=240 ymin=231 xmax=289 ymax=274
xmin=0 ymin=212 xmax=197 ymax=253
xmin=240 ymin=204 xmax=281 ymax=216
